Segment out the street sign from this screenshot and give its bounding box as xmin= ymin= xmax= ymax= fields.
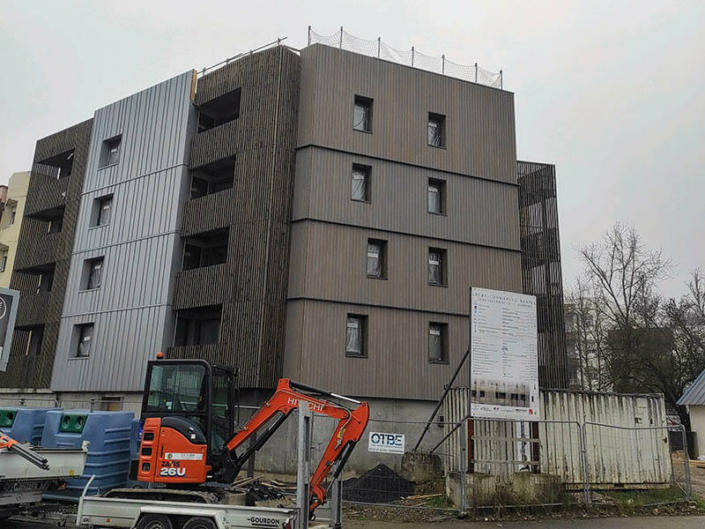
xmin=0 ymin=287 xmax=20 ymax=372
xmin=469 ymin=287 xmax=539 ymax=421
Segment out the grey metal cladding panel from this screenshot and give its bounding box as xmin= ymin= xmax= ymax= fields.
xmin=297 ymin=44 xmax=517 ymax=184
xmin=284 ymin=299 xmax=470 ymax=400
xmin=292 ymin=149 xmax=521 ymax=250
xmin=62 ymin=235 xmax=177 ymax=316
xmin=73 ymin=167 xmax=185 ymax=253
xmin=51 ymin=305 xmax=171 ymax=392
xmin=50 ymin=72 xmax=196 ymax=392
xmin=84 ymin=71 xmax=195 ymax=193
xmin=287 ymin=222 xmax=522 ymax=315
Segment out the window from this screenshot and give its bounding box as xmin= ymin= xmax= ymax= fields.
xmin=351 ymin=164 xmax=370 ymax=202
xmin=198 ymin=89 xmax=241 ymax=133
xmin=346 ymin=314 xmax=367 ymax=357
xmin=428 ymin=248 xmax=447 ymax=286
xmin=428 ymin=113 xmax=446 ymax=147
xmin=182 ymin=228 xmax=229 ymax=271
xmin=189 ymin=158 xmax=236 ymax=199
xmin=366 ymin=239 xmax=387 ymax=279
xmin=428 ymin=178 xmax=446 ymax=214
xmin=183 ymin=245 xmax=202 ymax=271
xmin=191 ymin=177 xmax=209 ymax=199
xmin=429 ymin=322 xmax=448 ymax=363
xmin=75 ymin=323 xmax=94 ymax=358
xmin=9 ymin=208 xmax=16 ymax=225
xmin=0 ymin=252 xmax=7 ymax=272
xmin=353 ymin=96 xmax=373 ymax=132
xmin=174 ymin=305 xmax=222 ymax=346
xmin=37 ymin=272 xmax=54 ymax=294
xmin=82 ymin=257 xmax=104 ymax=290
xmin=96 ymin=196 xmax=113 ymax=226
xmin=38 ymin=149 xmax=74 ymax=179
xmin=47 ymin=218 xmax=63 ymax=234
xmin=100 ymin=136 xmax=121 ymax=167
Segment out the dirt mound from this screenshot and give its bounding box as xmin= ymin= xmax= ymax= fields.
xmin=343 ymin=464 xmax=414 ymax=503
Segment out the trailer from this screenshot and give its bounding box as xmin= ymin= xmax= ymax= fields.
xmin=70 ymin=402 xmax=342 ymax=529
xmin=77 ymin=484 xmax=298 ymax=529
xmin=0 ymin=435 xmax=88 ymax=518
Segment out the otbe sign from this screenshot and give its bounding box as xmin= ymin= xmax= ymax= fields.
xmin=368 ymin=432 xmax=405 ymax=454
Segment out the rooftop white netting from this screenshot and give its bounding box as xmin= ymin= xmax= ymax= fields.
xmin=309 ymin=27 xmax=503 ymax=90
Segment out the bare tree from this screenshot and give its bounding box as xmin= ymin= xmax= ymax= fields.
xmin=578 ymin=224 xmax=704 ymax=428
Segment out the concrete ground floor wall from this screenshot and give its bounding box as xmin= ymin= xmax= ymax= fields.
xmin=0 ymin=388 xmax=446 ymax=477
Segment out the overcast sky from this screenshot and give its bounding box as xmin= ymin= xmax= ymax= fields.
xmin=1 ymin=1 xmax=702 ymax=297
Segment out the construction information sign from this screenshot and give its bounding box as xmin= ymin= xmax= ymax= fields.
xmin=368 ymin=432 xmax=405 ymax=454
xmin=470 ymin=287 xmax=539 ymax=421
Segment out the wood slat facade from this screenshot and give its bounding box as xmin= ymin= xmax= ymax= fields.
xmin=0 ymin=119 xmax=93 ymax=389
xmin=169 ymin=46 xmax=301 ymax=390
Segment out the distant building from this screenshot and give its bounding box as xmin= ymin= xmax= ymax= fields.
xmin=0 ymin=38 xmax=567 ymax=418
xmin=678 ymin=368 xmax=705 ymax=457
xmin=564 ymin=300 xmax=607 ymax=391
xmin=0 ymin=172 xmax=31 ymax=289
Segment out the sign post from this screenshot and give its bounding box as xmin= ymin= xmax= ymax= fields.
xmin=469 ymin=287 xmax=539 ymax=422
xmin=0 ymin=287 xmax=19 ymax=372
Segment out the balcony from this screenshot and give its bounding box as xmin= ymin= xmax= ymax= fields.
xmin=166 ymin=343 xmax=221 ymax=363
xmin=173 ymin=263 xmax=228 ymax=311
xmin=182 ymin=188 xmax=233 ymax=238
xmin=14 ymin=233 xmax=60 ymax=272
xmin=24 ymin=172 xmax=69 ymax=220
xmin=15 ymin=292 xmax=50 ymax=329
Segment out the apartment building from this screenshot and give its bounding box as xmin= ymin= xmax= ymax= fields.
xmin=0 ymin=39 xmax=567 ymax=416
xmin=0 ymin=172 xmax=31 ymax=288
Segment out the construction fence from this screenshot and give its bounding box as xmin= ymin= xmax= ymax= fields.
xmin=0 ymin=392 xmax=694 ymax=514
xmin=308 ymin=27 xmax=503 ymax=89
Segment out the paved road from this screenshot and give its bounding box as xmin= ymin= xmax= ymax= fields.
xmin=7 ymin=516 xmax=705 ymax=528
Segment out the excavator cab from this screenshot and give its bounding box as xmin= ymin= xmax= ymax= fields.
xmin=136 ymin=354 xmax=370 ymax=515
xmin=138 ymin=358 xmax=237 ymax=482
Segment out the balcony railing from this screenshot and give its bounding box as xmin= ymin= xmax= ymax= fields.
xmin=181 ymin=188 xmax=233 ymax=238
xmin=172 ymin=263 xmax=228 ymax=311
xmin=14 ymin=233 xmax=60 ymax=272
xmin=24 ymin=172 xmax=69 ymax=219
xmin=15 ymin=292 xmax=50 ymax=328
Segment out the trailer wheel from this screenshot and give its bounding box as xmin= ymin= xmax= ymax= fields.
xmin=183 ymin=517 xmax=217 ymax=529
xmin=135 ymin=514 xmax=174 ymax=529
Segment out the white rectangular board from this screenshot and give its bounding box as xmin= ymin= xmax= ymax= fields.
xmin=470 ymin=287 xmax=540 ymax=421
xmin=368 ymin=432 xmax=405 ymax=454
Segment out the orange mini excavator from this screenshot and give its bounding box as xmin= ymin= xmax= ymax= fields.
xmin=134 ymin=355 xmax=370 ymax=516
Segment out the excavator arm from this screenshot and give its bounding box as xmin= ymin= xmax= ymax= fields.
xmin=222 ymin=379 xmax=370 ymax=515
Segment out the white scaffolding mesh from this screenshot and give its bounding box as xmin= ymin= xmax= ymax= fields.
xmin=309 ymin=28 xmax=503 ymax=89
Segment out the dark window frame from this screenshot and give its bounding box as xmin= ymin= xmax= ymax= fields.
xmin=82 ymin=256 xmax=105 ymax=291
xmin=429 ymin=322 xmax=449 ymax=364
xmin=75 ymin=323 xmax=95 ymax=358
xmin=353 ymin=96 xmax=373 ymax=133
xmin=428 ymin=247 xmax=447 ymax=287
xmin=92 ymin=195 xmax=114 ymax=227
xmin=100 ymin=135 xmax=122 ymax=168
xmin=427 ymin=178 xmax=447 ymax=215
xmin=345 ymin=313 xmax=368 ymax=358
xmin=428 ymin=112 xmax=446 ymax=148
xmin=366 ymin=238 xmax=387 ymax=280
xmin=351 ymin=164 xmax=371 ymax=203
